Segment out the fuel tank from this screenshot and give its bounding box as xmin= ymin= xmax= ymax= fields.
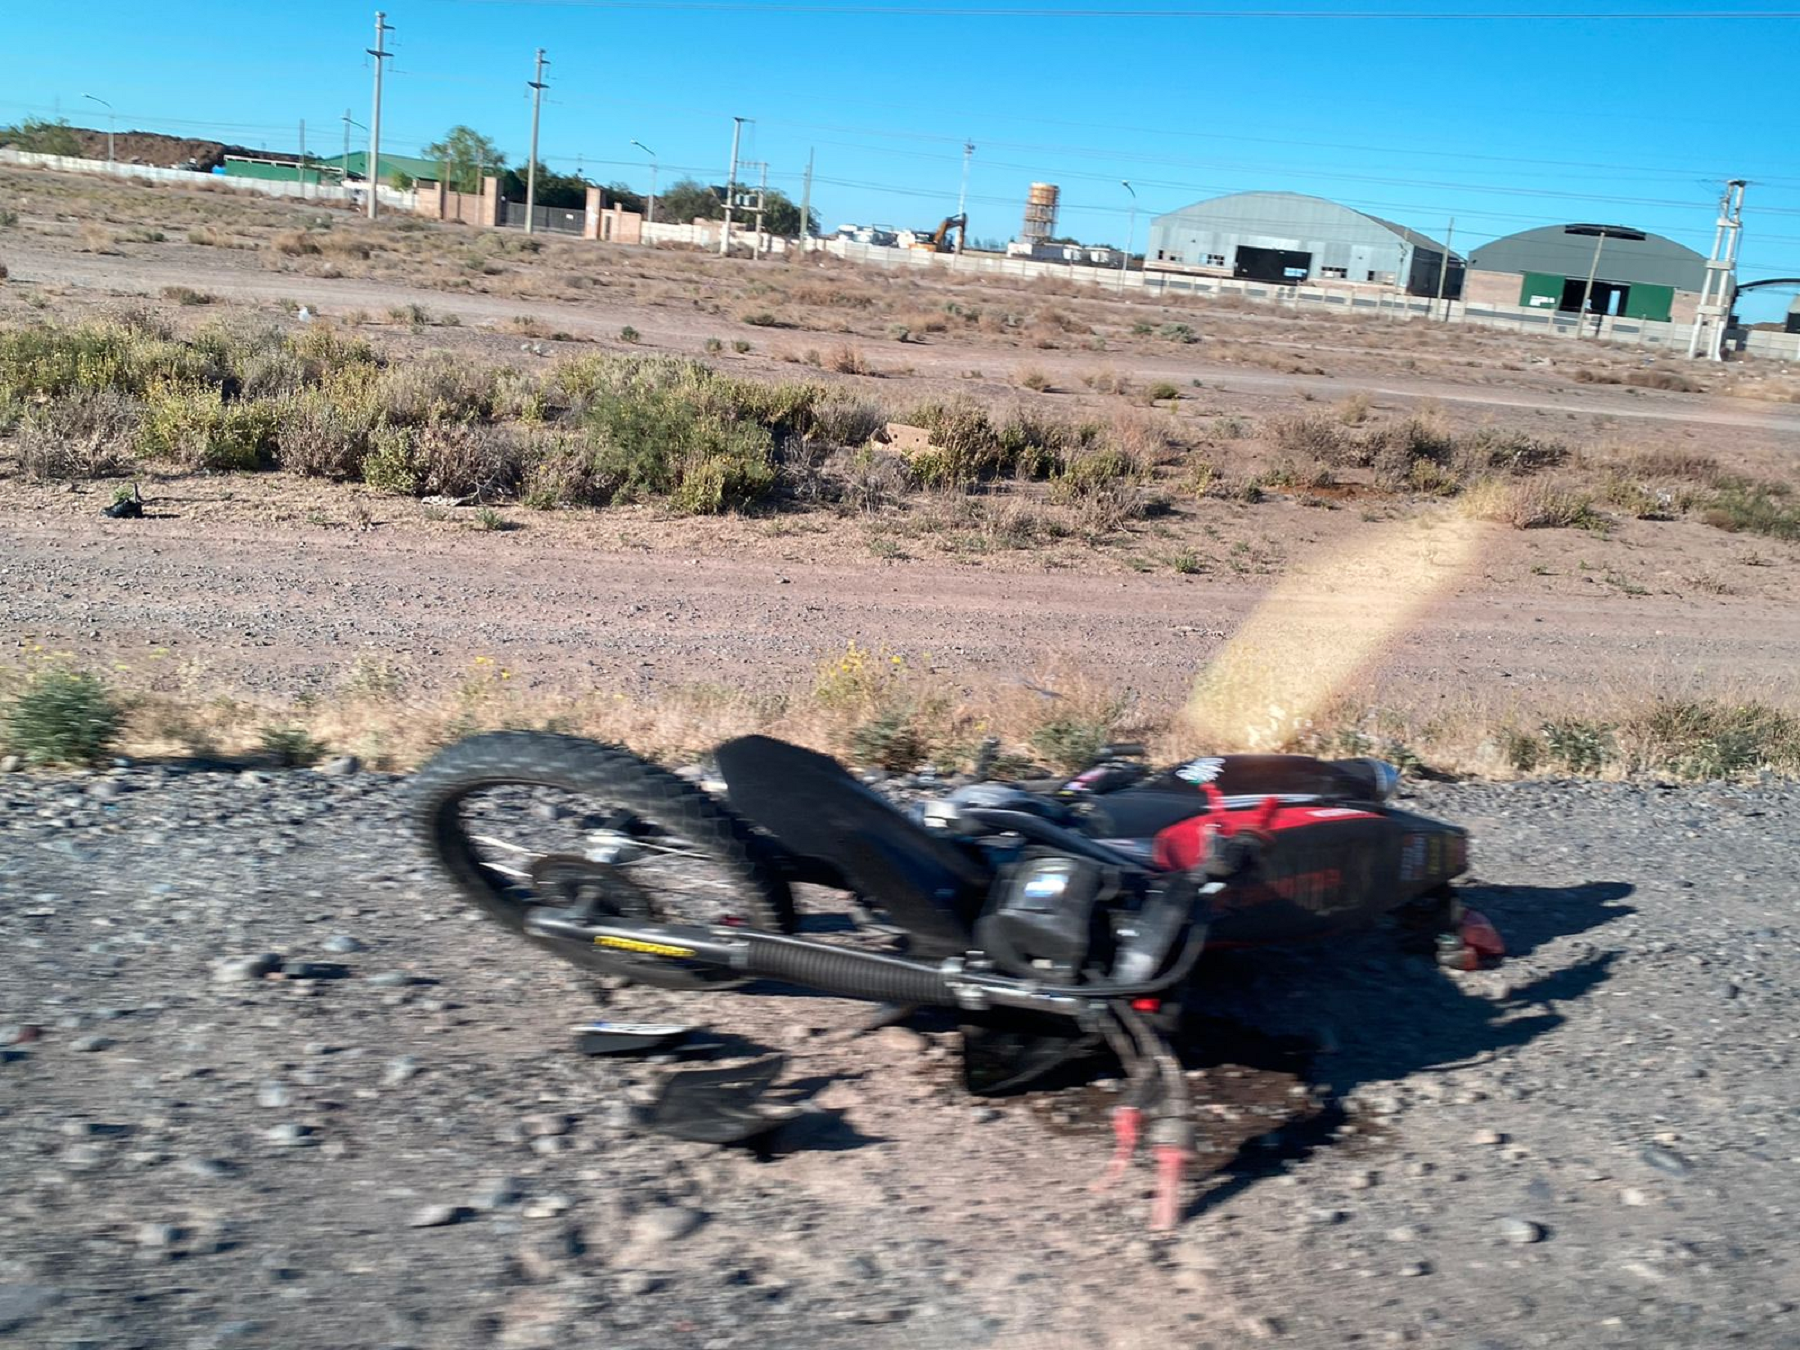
xmin=1153 ymin=801 xmax=1468 ymax=947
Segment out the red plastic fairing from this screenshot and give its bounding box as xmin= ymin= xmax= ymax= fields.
xmin=1152 ymin=802 xmax=1382 ymax=873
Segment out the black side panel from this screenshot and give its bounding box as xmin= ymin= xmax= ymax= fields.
xmin=715 ymin=735 xmax=987 ymax=957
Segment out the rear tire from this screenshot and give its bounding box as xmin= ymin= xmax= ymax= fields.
xmin=412 ymin=732 xmax=796 ymax=943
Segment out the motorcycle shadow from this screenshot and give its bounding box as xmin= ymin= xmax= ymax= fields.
xmin=1171 ymin=877 xmax=1635 ymax=1221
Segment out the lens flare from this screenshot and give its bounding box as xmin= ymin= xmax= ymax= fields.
xmin=1184 ymin=514 xmax=1491 ymax=749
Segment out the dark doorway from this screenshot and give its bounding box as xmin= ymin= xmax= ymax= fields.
xmin=1558 ymin=276 xmax=1630 ymax=317
xmin=1234 ymin=245 xmax=1312 ymax=285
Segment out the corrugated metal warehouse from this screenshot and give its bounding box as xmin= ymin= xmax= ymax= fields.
xmin=1145 ymin=191 xmax=1463 ymax=298
xmin=1463 ymin=225 xmax=1707 ymax=323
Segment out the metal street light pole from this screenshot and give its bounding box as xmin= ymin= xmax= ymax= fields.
xmin=365 ymin=11 xmax=393 ymax=220
xmin=341 ymin=110 xmax=365 ymax=201
xmin=631 ymin=140 xmax=657 ymax=227
xmin=1118 ymin=180 xmax=1137 ymax=293
xmin=955 ymin=139 xmax=974 ymax=256
xmin=82 ymin=93 xmax=114 ymax=165
xmin=1578 ymin=228 xmax=1609 ymax=337
xmin=1433 ymin=216 xmax=1455 ymax=321
xmin=721 ymin=116 xmax=744 ymax=258
xmin=525 ymin=48 xmax=549 ymax=234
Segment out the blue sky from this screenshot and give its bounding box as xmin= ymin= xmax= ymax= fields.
xmin=6 ymin=1 xmax=1798 ymax=319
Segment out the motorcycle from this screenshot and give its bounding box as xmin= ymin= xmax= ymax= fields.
xmin=413 ymin=730 xmax=1495 ymax=1228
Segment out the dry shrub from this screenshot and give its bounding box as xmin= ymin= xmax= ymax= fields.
xmin=827 ymin=345 xmax=871 ymax=375
xmin=79 ymin=223 xmax=120 ymax=254
xmin=810 ymin=394 xmax=887 ymax=448
xmin=787 ymin=280 xmax=879 ymax=309
xmin=1624 ymin=368 xmax=1701 ymax=393
xmin=16 ymin=390 xmax=140 ymax=479
xmin=1629 ymin=448 xmax=1720 ymax=484
xmin=1268 ymin=412 xmax=1362 ymax=466
xmin=1459 ymin=477 xmax=1600 ymax=530
xmin=822 ymin=445 xmax=913 ymax=512
xmin=136 ymin=384 xmax=277 ymax=471
xmin=363 ymin=420 xmax=524 ymax=500
xmin=1032 ymin=306 xmax=1090 ymax=336
xmin=1107 ymin=409 xmax=1179 ymax=467
xmin=374 ymin=356 xmax=499 ymax=425
xmin=1016 ymin=366 xmax=1052 ymax=392
xmin=1262 ymin=457 xmax=1335 ymax=491
xmin=276 ymin=391 xmax=372 ymax=479
xmin=1082 ymin=367 xmax=1131 ymax=395
xmin=892 ymin=308 xmax=951 ymax=335
xmin=271 ymin=229 xmax=322 ymax=258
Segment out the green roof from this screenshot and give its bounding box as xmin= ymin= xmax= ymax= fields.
xmin=333 ymin=151 xmax=444 ymax=183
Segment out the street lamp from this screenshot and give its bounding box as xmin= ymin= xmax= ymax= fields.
xmin=341 ymin=111 xmax=366 ymax=200
xmin=631 ymin=140 xmax=658 ymax=227
xmin=1118 ymin=180 xmax=1137 ymax=293
xmin=82 ymin=93 xmax=114 ymax=165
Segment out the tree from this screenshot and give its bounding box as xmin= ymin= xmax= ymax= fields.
xmin=653 ymin=177 xmax=819 ymax=237
xmin=604 ymin=182 xmax=645 ymax=215
xmin=655 ymin=178 xmax=725 ymax=226
xmin=0 ymin=117 xmax=81 ymax=158
xmin=421 ymin=125 xmax=505 ymax=193
xmin=498 ymin=163 xmax=588 ymax=209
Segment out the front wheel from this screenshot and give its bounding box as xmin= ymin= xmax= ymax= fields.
xmin=413 ymin=732 xmax=796 ymax=982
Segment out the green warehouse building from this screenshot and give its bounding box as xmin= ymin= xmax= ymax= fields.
xmin=1463 ymin=224 xmax=1707 ymax=324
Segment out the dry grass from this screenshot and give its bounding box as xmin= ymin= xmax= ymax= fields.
xmin=1571 ymin=365 xmax=1703 ymax=393
xmin=12 ymin=644 xmax=1799 ymax=786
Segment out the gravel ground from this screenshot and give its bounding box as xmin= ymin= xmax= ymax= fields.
xmin=3 ymin=760 xmax=1799 ymax=1349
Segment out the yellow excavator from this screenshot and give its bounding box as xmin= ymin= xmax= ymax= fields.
xmin=910 ymin=213 xmax=967 ymax=254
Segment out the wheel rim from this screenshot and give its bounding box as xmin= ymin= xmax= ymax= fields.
xmin=441 ymin=779 xmax=766 ymax=929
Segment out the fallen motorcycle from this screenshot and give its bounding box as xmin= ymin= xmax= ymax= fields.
xmin=414 ymin=731 xmax=1496 ymax=1227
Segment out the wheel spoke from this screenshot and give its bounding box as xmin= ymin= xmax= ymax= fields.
xmin=454 ymin=782 xmax=757 ymax=926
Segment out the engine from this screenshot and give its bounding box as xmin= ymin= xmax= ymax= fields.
xmin=975 ymin=851 xmax=1202 ymax=988
xmin=975 ymin=851 xmax=1117 ymax=981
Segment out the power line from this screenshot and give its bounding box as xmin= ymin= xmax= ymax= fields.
xmin=426 ymin=1 xmax=1800 ymax=17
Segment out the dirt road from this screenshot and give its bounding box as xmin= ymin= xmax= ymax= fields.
xmin=9 ymin=505 xmax=1799 ymax=717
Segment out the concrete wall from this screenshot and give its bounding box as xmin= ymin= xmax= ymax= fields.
xmin=629 ymin=218 xmax=792 ymax=254
xmin=415 ymin=176 xmax=501 ymax=227
xmin=582 ymin=187 xmax=643 ymax=244
xmin=0 ymin=147 xmax=415 ymax=209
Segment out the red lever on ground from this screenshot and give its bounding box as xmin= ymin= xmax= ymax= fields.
xmin=1149 ymin=1144 xmax=1191 ymax=1231
xmin=1459 ymin=907 xmax=1506 ymax=970
xmin=1092 ymin=1105 xmax=1142 ymax=1193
